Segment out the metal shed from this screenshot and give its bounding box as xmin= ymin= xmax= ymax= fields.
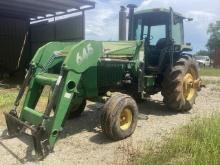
xmin=214 ymin=48 xmax=220 ymax=68
xmin=0 ymin=0 xmax=95 ymax=76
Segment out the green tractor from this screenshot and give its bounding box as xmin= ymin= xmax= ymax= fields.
xmin=4 ymin=5 xmax=201 ymax=159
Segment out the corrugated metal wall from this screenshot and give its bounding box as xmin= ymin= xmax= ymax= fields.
xmin=30 ymin=15 xmax=84 ymax=62
xmin=214 ymin=48 xmax=220 ymax=68
xmin=0 ymin=17 xmax=28 ymax=72
xmin=0 ymin=14 xmax=84 ymax=73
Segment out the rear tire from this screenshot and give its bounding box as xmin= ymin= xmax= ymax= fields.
xmin=162 ymin=55 xmax=199 ymax=112
xmin=68 ymin=100 xmax=86 ymax=119
xmin=101 ymin=93 xmax=138 ymax=140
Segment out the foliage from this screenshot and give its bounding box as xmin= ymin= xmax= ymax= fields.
xmin=134 ymin=115 xmax=220 ymax=165
xmin=199 ymin=68 xmax=220 ymax=77
xmin=194 ymin=50 xmax=210 ymax=57
xmin=206 ymin=21 xmax=220 ymax=52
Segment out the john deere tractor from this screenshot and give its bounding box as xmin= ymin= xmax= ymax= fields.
xmin=4 ymin=5 xmax=201 ymax=159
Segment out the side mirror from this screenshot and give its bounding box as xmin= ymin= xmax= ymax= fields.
xmin=186 ymin=42 xmax=191 ymax=46
xmin=187 ymin=18 xmax=193 ymax=21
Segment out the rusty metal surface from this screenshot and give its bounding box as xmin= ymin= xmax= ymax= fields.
xmin=127 ymin=4 xmax=137 ymax=40
xmin=0 ymin=0 xmax=95 ymax=20
xmin=119 ymin=6 xmax=127 ymax=40
xmin=214 ymin=48 xmax=220 ymax=68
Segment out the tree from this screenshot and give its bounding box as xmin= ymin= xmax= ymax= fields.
xmin=206 ymin=21 xmax=220 ymax=53
xmin=194 ymin=50 xmax=210 ymax=56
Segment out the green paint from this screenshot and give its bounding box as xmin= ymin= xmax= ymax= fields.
xmin=21 ymin=107 xmax=43 ymax=125
xmin=15 ymin=40 xmax=151 ymax=149
xmin=35 ymin=73 xmax=58 ymax=86
xmin=9 ymin=7 xmax=192 ymax=154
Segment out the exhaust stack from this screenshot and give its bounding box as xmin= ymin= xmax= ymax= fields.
xmin=119 ymin=6 xmax=127 ymax=40
xmin=127 ymin=4 xmax=137 ymax=40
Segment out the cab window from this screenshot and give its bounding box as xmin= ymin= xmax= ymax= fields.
xmin=172 ymin=18 xmax=183 ymax=44
xmin=150 ymin=25 xmax=166 ymax=45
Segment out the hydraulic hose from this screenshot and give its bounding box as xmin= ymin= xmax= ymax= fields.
xmin=10 ymin=66 xmax=34 ymax=116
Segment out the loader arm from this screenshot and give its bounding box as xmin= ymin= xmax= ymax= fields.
xmin=4 ymin=40 xmax=103 ymax=159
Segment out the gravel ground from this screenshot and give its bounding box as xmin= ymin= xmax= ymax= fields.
xmin=0 ymin=76 xmax=220 ymax=165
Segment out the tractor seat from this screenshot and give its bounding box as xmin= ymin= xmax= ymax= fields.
xmin=147 ymin=38 xmax=167 ymax=66
xmin=145 ymin=38 xmax=168 ymax=73
xmin=156 ymin=38 xmax=167 ymax=50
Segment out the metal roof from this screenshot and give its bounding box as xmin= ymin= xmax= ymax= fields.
xmin=0 ymin=0 xmax=95 ymax=20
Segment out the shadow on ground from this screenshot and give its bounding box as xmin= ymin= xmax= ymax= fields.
xmin=0 ymin=97 xmax=185 ymax=163
xmin=0 ymin=129 xmax=37 ymax=163
xmin=138 ymin=98 xmax=182 ymax=116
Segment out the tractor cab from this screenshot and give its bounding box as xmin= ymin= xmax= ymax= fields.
xmin=129 ymin=8 xmax=190 ymax=73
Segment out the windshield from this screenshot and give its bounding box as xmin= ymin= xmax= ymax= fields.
xmin=135 ymin=18 xmax=166 ymax=45
xmin=133 ymin=13 xmax=184 ymax=45
xmin=150 ymin=25 xmax=166 ymax=45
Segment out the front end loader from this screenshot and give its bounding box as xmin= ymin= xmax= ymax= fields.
xmin=4 ymin=40 xmax=143 ymax=159
xmin=4 ymin=41 xmax=105 ymax=159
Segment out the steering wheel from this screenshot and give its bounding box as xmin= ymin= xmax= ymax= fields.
xmin=143 ymin=34 xmax=154 ymax=40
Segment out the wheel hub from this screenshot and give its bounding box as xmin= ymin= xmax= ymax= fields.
xmin=120 ymin=108 xmax=132 ymax=130
xmin=183 ymin=73 xmax=196 ymax=101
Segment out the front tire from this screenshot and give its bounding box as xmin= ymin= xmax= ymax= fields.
xmin=162 ymin=55 xmax=199 ymax=112
xmin=101 ymin=93 xmax=138 ymax=140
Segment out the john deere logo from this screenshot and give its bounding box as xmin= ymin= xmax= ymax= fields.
xmin=76 ymin=43 xmax=94 ymax=64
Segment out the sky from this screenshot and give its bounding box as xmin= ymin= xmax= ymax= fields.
xmin=85 ymin=0 xmax=220 ymax=53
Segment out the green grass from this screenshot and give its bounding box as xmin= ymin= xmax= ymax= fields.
xmin=134 ymin=115 xmax=220 ymax=165
xmin=0 ymin=89 xmax=18 ymax=108
xmin=200 ymin=68 xmax=220 ymax=77
xmin=0 ymin=87 xmax=49 ymax=111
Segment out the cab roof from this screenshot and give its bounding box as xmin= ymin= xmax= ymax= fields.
xmin=134 ymin=8 xmax=185 ymax=19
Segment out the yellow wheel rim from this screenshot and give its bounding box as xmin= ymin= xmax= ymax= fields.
xmin=120 ymin=108 xmax=133 ymax=130
xmin=183 ymin=71 xmax=196 ymax=101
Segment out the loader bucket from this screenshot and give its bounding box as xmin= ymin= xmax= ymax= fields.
xmin=4 ymin=112 xmax=49 ymax=160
